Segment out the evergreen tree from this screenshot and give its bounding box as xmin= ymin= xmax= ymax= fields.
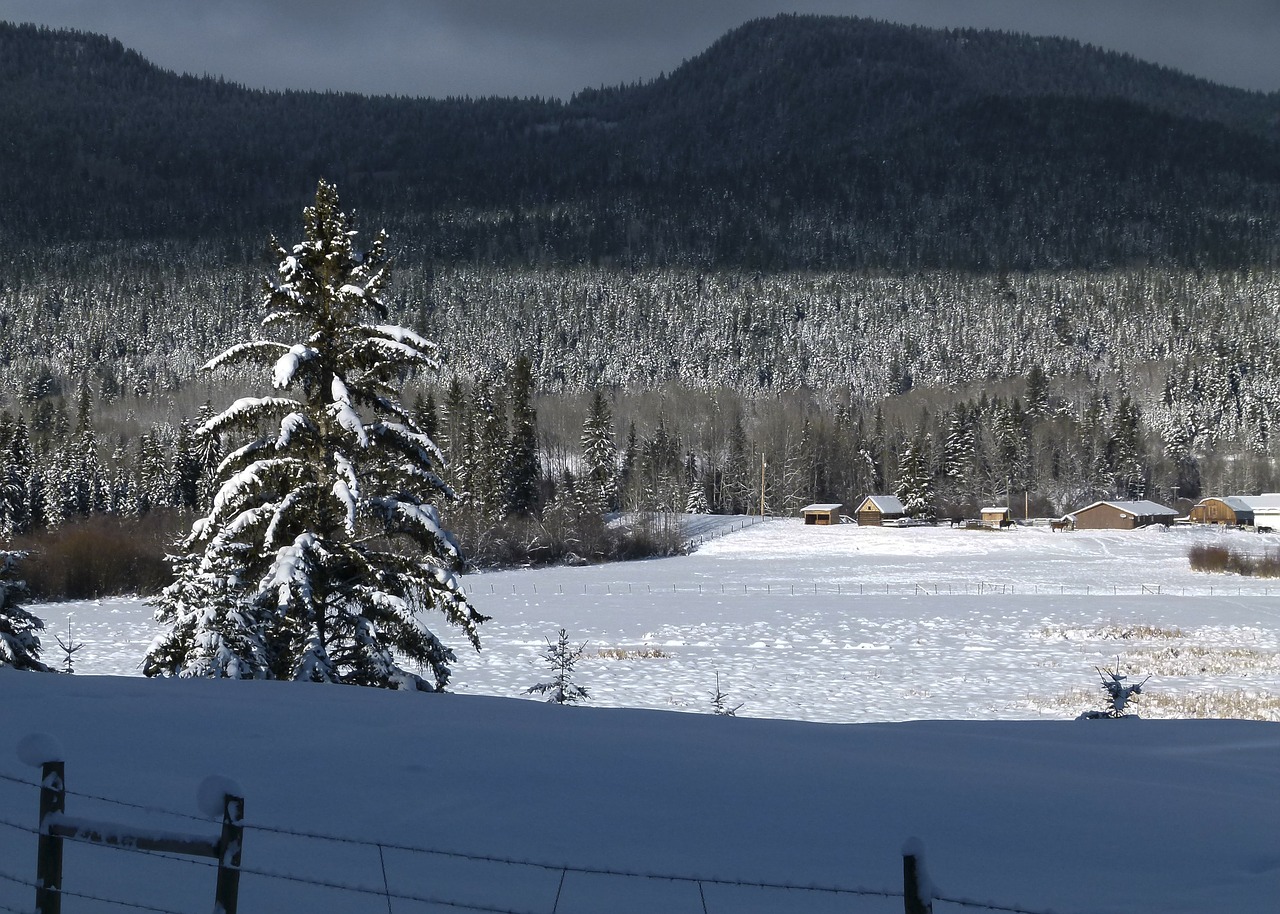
xmin=471 ymin=378 xmax=509 ymax=518
xmin=505 ymin=354 xmax=540 ymax=517
xmin=0 ymin=551 xmax=51 ymax=672
xmin=941 ymin=405 xmax=977 ymax=510
xmin=526 ymin=628 xmax=589 ymax=704
xmin=1108 ymin=394 xmax=1149 ymax=498
xmin=723 ymin=413 xmax=750 ymax=514
xmin=619 ymin=420 xmax=639 ymax=509
xmin=0 ymin=416 xmax=32 ymax=536
xmin=895 ymin=435 xmax=935 ymax=518
xmin=580 ymin=389 xmax=618 ymax=514
xmin=172 ymin=419 xmax=203 ymax=513
xmin=146 ymin=180 xmax=484 ymax=689
xmin=684 ymin=451 xmax=711 ymax=514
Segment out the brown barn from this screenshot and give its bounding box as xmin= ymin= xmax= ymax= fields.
xmin=801 ymin=503 xmax=843 ymax=525
xmin=1189 ymin=497 xmax=1254 ymax=526
xmin=1067 ymin=500 xmax=1178 ymax=530
xmin=853 ymin=495 xmax=907 ymax=526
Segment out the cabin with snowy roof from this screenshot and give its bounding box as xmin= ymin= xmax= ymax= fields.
xmin=800 ymin=503 xmax=843 ymax=525
xmin=1065 ymin=499 xmax=1177 ymax=530
xmin=980 ymin=506 xmax=1011 ymax=527
xmin=853 ymin=495 xmax=907 ymax=526
xmin=1189 ymin=496 xmax=1254 ymax=527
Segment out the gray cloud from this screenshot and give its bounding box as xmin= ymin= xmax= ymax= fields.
xmin=6 ymin=1 xmax=1278 ymax=98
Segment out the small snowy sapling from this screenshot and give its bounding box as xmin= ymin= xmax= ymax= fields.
xmin=526 ymin=628 xmax=589 ymax=704
xmin=710 ymin=672 xmax=743 ymax=716
xmin=53 ymin=618 xmax=84 ymax=674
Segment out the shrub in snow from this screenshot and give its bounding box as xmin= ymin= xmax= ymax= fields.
xmin=0 ymin=550 xmax=51 ymax=672
xmin=527 ymin=629 xmax=589 ymax=704
xmin=145 ymin=181 xmax=485 ymax=690
xmin=1079 ymin=663 xmax=1149 ymax=719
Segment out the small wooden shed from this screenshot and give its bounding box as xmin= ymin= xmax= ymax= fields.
xmin=801 ymin=503 xmax=843 ymax=525
xmin=1067 ymin=499 xmax=1177 ymax=530
xmin=1189 ymin=497 xmax=1253 ymax=526
xmin=853 ymin=495 xmax=907 ymax=527
xmin=980 ymin=506 xmax=1011 ymax=527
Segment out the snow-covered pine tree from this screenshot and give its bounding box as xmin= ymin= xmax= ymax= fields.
xmin=580 ymin=390 xmax=617 ymax=514
xmin=526 ymin=628 xmax=589 ymax=704
xmin=145 ymin=180 xmax=484 ymax=690
xmin=895 ymin=435 xmax=935 ymax=519
xmin=684 ymin=452 xmax=710 ymax=514
xmin=0 ymin=551 xmax=51 ymax=671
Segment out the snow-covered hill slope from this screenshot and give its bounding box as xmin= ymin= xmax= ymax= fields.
xmin=0 ymin=672 xmax=1276 ymax=914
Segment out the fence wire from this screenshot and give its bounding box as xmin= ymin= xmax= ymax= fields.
xmin=1 ymin=765 xmax=1113 ymax=914
xmin=462 ymin=579 xmax=1279 ymax=598
xmin=0 ymin=866 xmax=197 ymax=914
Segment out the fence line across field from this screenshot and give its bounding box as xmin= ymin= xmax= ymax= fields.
xmin=463 ymin=580 xmax=1280 ymax=598
xmin=3 ymin=758 xmax=1077 ymax=914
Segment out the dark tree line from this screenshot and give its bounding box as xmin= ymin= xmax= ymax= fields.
xmin=3 ymin=17 xmax=1280 ymax=271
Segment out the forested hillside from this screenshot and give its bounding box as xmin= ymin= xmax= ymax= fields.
xmin=2 ymin=14 xmax=1280 ymax=584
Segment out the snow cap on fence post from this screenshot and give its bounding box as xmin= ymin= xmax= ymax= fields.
xmin=16 ymin=732 xmax=64 ymax=768
xmin=902 ymin=836 xmax=933 ymax=914
xmin=198 ymin=774 xmax=245 ymax=819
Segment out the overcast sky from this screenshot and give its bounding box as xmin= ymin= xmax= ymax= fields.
xmin=5 ymin=1 xmax=1278 ymax=99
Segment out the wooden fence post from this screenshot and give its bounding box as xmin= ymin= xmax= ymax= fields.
xmin=35 ymin=760 xmax=65 ymax=914
xmin=214 ymin=792 xmax=245 ymax=914
xmin=902 ymin=838 xmax=932 ymax=914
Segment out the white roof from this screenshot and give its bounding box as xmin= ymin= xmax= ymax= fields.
xmin=801 ymin=503 xmax=843 ymax=512
xmin=1233 ymin=494 xmax=1280 ymax=513
xmin=1069 ymin=499 xmax=1177 ymax=518
xmin=859 ymin=495 xmax=906 ymax=514
xmin=981 ymin=506 xmax=1010 ymax=514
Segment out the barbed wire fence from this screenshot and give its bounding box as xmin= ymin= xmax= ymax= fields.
xmin=2 ymin=765 xmax=1102 ymax=914
xmin=462 ymin=578 xmax=1280 ymax=598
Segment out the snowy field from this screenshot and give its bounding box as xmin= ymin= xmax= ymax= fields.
xmin=3 ymin=521 xmax=1279 ymax=913
xmin=36 ymin=519 xmax=1280 ymax=722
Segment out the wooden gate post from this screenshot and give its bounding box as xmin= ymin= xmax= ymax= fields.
xmin=214 ymin=792 xmax=245 ymax=914
xmin=35 ymin=760 xmax=65 ymax=914
xmin=902 ymin=837 xmax=932 ymax=914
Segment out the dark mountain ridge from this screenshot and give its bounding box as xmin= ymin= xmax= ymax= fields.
xmin=3 ymin=15 xmax=1280 ymax=271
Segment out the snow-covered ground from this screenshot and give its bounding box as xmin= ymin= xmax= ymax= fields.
xmin=3 ymin=520 xmax=1279 ymax=913
xmin=37 ymin=520 xmax=1280 ymax=722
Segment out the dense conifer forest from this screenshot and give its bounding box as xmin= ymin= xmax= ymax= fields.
xmin=2 ymin=14 xmax=1280 ymax=591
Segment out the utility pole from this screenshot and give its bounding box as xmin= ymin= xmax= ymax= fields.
xmin=759 ymin=453 xmax=766 ymax=518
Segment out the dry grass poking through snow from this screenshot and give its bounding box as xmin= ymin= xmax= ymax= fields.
xmin=1038 ymin=687 xmax=1280 ymax=721
xmin=1035 ymin=617 xmax=1280 ymax=719
xmin=1041 ymin=622 xmax=1186 ymax=640
xmin=596 ymin=647 xmax=670 ymax=660
xmin=1122 ymin=644 xmax=1280 ymax=677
